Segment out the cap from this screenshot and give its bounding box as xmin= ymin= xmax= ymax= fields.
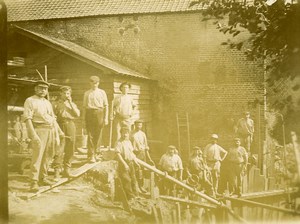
xmin=134 ymin=120 xmax=144 ymax=124
xmin=192 ymin=146 xmax=201 ymax=151
xmin=245 ymin=111 xmax=250 ymax=115
xmin=167 ymin=145 xmax=177 ymax=150
xmin=90 ymin=76 xmax=100 ymax=83
xmin=60 ymin=86 xmax=71 ymax=92
xmin=35 ymin=80 xmax=50 ymax=87
xmin=211 ymin=134 xmax=219 ymax=139
xmin=234 ymin=138 xmax=241 ymax=142
xmin=120 ymin=126 xmax=130 ymax=133
xmin=119 ymin=82 xmax=131 ymax=91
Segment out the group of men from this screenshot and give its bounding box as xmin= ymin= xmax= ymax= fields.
xmin=157 ymin=134 xmax=249 ymax=198
xmin=23 ymin=74 xmax=254 ymax=198
xmin=23 ymin=75 xmax=137 ymax=192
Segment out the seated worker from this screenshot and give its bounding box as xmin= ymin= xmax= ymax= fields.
xmin=131 ymin=120 xmax=154 ymax=193
xmin=186 ymin=146 xmax=215 ymax=197
xmin=115 ymin=126 xmax=140 ymax=200
xmin=158 ymin=145 xmax=183 ymax=196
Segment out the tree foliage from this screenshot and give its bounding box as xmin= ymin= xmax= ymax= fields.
xmin=191 ymin=0 xmax=300 ymax=137
xmin=192 ymin=0 xmax=300 ymax=82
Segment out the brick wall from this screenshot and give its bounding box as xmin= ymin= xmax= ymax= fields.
xmin=15 ymin=11 xmax=265 ymax=159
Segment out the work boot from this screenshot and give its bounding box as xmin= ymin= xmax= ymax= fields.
xmin=39 ymin=178 xmax=55 ymax=186
xmin=62 ymin=167 xmax=75 ymax=178
xmin=53 ymin=169 xmax=60 ymax=182
xmin=29 ymin=181 xmax=39 ymax=192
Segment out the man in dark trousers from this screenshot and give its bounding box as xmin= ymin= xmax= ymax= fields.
xmin=83 ymin=76 xmax=109 ymax=163
xmin=52 ymin=86 xmax=80 ymax=178
xmin=23 ymin=80 xmax=64 ymax=192
xmin=115 ymin=126 xmax=140 ymax=200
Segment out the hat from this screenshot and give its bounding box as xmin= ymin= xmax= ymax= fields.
xmin=60 ymin=86 xmax=71 ymax=92
xmin=120 ymin=126 xmax=130 ymax=133
xmin=90 ymin=76 xmax=100 ymax=83
xmin=167 ymin=145 xmax=176 ymax=150
xmin=192 ymin=146 xmax=201 ymax=151
xmin=119 ymin=82 xmax=131 ymax=91
xmin=234 ymin=138 xmax=241 ymax=142
xmin=134 ymin=120 xmax=144 ymax=124
xmin=35 ymin=80 xmax=50 ymax=87
xmin=211 ymin=134 xmax=218 ymax=139
xmin=245 ymin=111 xmax=250 ymax=115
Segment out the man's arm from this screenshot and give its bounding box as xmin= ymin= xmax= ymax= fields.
xmin=69 ymin=100 xmax=80 ymax=117
xmin=116 ymin=153 xmax=129 ymax=170
xmin=220 ymin=147 xmax=228 ymax=161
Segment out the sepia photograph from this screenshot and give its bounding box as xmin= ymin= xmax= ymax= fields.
xmin=0 ymin=0 xmax=300 ymax=223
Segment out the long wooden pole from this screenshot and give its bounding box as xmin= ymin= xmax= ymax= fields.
xmin=136 ymin=158 xmax=247 ymax=223
xmin=224 ymin=196 xmax=300 ymax=216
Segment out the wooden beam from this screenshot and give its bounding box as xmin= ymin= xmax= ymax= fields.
xmin=136 ymin=158 xmax=247 ymax=223
xmin=225 ymin=196 xmax=300 ymax=216
xmin=159 ymin=195 xmax=217 ymax=209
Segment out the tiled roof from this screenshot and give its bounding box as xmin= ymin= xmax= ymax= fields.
xmin=5 ymin=0 xmax=203 ymax=22
xmin=13 ymin=26 xmax=151 ymax=80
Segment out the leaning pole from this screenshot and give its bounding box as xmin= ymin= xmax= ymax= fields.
xmin=136 ymin=158 xmax=247 ymax=223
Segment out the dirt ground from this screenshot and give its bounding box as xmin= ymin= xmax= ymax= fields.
xmin=8 ymin=177 xmax=135 ymax=224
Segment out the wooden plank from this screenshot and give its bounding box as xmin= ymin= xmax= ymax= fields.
xmin=21 ymin=161 xmax=102 ymax=199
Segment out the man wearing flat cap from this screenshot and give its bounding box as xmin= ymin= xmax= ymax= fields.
xmin=115 ymin=126 xmax=140 ymax=200
xmin=187 ymin=146 xmax=214 ymax=196
xmin=23 ymin=80 xmax=64 ymax=192
xmin=112 ymin=82 xmax=137 ymax=145
xmin=158 ymin=145 xmax=183 ymax=195
xmin=83 ymin=76 xmax=109 ymax=163
xmin=203 ymin=134 xmax=227 ymax=194
xmin=52 ymin=86 xmax=80 ymax=178
xmin=222 ymin=138 xmax=248 ymax=197
xmin=235 ymin=111 xmax=254 ymax=153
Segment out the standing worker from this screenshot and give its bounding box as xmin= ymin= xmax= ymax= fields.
xmin=235 ymin=111 xmax=254 ymax=153
xmin=23 ymin=80 xmax=64 ymax=192
xmin=226 ymin=138 xmax=248 ymax=197
xmin=115 ymin=126 xmax=140 ymax=200
xmin=83 ymin=76 xmax=109 ymax=163
xmin=52 ymin=86 xmax=80 ymax=178
xmin=203 ymin=134 xmax=227 ymax=194
xmin=131 ymin=120 xmax=154 ymax=193
xmin=112 ymin=82 xmax=136 ymax=145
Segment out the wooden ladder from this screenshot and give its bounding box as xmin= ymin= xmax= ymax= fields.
xmin=176 ymin=112 xmax=191 ymax=159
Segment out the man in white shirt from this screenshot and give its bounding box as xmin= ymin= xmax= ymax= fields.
xmin=203 ymin=134 xmax=227 ymax=194
xmin=112 ymin=82 xmax=136 ymax=145
xmin=159 ymin=145 xmax=183 ymax=195
xmin=23 ymin=81 xmax=64 ymax=192
xmin=83 ymin=76 xmax=108 ymax=163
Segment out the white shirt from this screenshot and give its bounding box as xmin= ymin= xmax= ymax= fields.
xmin=113 ymin=94 xmax=136 ymax=118
xmin=83 ymin=88 xmax=108 ymax=109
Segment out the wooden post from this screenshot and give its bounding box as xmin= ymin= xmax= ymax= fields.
xmin=291 ymin=132 xmax=300 ymax=183
xmin=176 ymin=202 xmax=182 ymax=224
xmin=150 ymin=172 xmax=156 ymax=199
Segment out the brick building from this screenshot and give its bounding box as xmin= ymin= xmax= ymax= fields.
xmin=6 ymin=0 xmax=265 ymax=162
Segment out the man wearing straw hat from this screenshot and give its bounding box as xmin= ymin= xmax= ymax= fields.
xmin=23 ymin=80 xmax=64 ymax=192
xmin=112 ymin=82 xmax=137 ymax=146
xmin=83 ymin=76 xmax=109 ymax=163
